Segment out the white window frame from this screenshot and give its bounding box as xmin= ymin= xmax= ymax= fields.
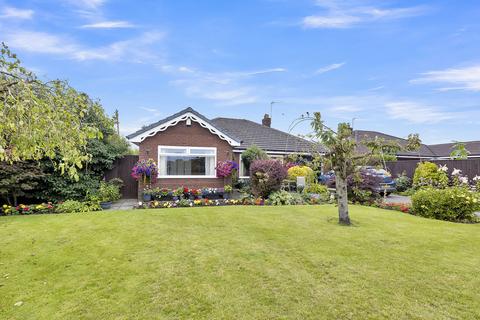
xmin=239 ymin=154 xmax=250 ymax=179
xmin=158 ymin=145 xmax=217 ymax=179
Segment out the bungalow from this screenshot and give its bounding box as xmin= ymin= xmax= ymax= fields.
xmin=126 ymin=107 xmax=322 ymax=189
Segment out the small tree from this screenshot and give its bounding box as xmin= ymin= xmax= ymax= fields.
xmin=405 ymin=133 xmax=422 ymax=159
xmin=291 ymin=112 xmax=415 ymax=225
xmin=450 ymin=141 xmax=470 ymax=160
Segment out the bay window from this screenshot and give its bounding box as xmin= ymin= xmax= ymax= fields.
xmin=158 ymin=146 xmax=216 ymax=178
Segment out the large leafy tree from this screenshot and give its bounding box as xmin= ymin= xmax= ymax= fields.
xmin=36 ymin=101 xmax=130 ymax=201
xmin=0 ymin=43 xmax=101 ymax=179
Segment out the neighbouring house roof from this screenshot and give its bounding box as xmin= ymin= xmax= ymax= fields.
xmin=211 ymin=117 xmax=325 ymax=153
xmin=354 ymin=130 xmax=436 ymax=158
xmin=428 ymin=141 xmax=480 ymax=158
xmin=126 ymin=107 xmax=242 ymax=147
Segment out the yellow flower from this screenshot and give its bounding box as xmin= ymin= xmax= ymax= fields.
xmin=2 ymin=204 xmax=7 ymax=209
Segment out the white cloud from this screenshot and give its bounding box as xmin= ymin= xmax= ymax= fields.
xmin=385 ymin=101 xmax=458 ymax=124
xmin=4 ymin=31 xmax=77 ymax=55
xmin=161 ymin=66 xmax=285 ymax=105
xmin=303 ymin=15 xmax=359 ymax=28
xmin=80 ymin=20 xmax=135 ymax=29
xmin=411 ymin=65 xmax=480 ymax=92
xmin=315 ymin=62 xmax=345 ymax=74
xmin=329 ymin=105 xmax=362 ymax=113
xmin=302 ymin=1 xmax=428 ymax=29
xmin=0 ymin=7 xmax=34 ymax=19
xmin=71 ymin=0 xmax=106 ymax=10
xmin=3 ymin=30 xmax=164 ymax=62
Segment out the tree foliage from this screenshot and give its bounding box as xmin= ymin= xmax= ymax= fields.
xmin=36 ymin=105 xmax=130 ymax=201
xmin=450 ymin=142 xmax=470 ymax=160
xmin=0 ymin=43 xmax=101 ymax=179
xmin=241 ymin=145 xmax=268 ymax=171
xmin=306 ymin=112 xmax=414 ymax=225
xmin=0 ymin=161 xmax=46 ymax=205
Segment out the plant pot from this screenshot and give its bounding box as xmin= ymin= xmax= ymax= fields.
xmin=143 ymin=194 xmax=152 ymax=201
xmin=100 ymin=201 xmax=112 ymax=210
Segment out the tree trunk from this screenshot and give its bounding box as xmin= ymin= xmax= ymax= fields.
xmin=336 ymin=174 xmax=350 ymax=225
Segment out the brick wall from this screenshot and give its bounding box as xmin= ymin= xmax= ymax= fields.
xmin=138 ymin=121 xmax=233 ymax=189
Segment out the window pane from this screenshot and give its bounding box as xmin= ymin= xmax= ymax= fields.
xmin=160 ymin=148 xmax=187 ymax=154
xmin=190 ymin=148 xmax=215 ymax=155
xmin=166 ymin=156 xmax=208 ymax=175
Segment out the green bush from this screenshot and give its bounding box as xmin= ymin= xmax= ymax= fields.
xmin=413 ymin=162 xmax=448 ymax=189
xmin=411 ymin=187 xmax=479 ymax=222
xmin=304 ymin=183 xmax=328 ymax=194
xmin=395 ymin=172 xmax=412 ymax=192
xmin=97 ymin=181 xmax=121 ymax=202
xmin=269 ymin=190 xmax=304 ymax=205
xmin=241 ymin=145 xmax=268 ymax=172
xmin=56 ymin=200 xmax=101 ymax=213
xmin=287 ymin=165 xmax=315 ymax=183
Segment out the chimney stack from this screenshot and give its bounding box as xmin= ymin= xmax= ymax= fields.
xmin=262 ymin=114 xmax=271 ymax=127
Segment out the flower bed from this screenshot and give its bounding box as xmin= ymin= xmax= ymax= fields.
xmin=135 ymin=193 xmax=330 ymax=209
xmin=145 ymin=187 xmax=226 ymax=201
xmin=1 ymin=203 xmax=56 ymax=216
xmin=373 ymin=201 xmax=411 ymax=213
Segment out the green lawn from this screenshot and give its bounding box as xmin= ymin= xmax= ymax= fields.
xmin=1 ymin=205 xmax=479 ymax=319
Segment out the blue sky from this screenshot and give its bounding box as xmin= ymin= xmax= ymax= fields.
xmin=1 ymin=0 xmax=479 ymax=144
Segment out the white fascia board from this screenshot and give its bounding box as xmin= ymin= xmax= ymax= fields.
xmin=128 ymin=112 xmax=241 ymax=147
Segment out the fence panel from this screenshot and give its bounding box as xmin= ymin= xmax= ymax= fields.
xmin=104 ymin=155 xmax=139 ymax=199
xmin=386 ymin=159 xmax=480 ymax=179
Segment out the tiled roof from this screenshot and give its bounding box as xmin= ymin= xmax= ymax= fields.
xmin=211 ymin=118 xmax=324 ymax=153
xmin=428 ymin=141 xmax=480 ymax=157
xmin=354 ymin=130 xmax=436 ymax=157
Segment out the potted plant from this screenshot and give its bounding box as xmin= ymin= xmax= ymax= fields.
xmin=160 ymin=187 xmax=171 ymax=200
xmin=223 ymin=185 xmax=233 ymax=199
xmin=173 ymin=187 xmax=184 ymax=201
xmin=143 ymin=187 xmax=153 ymax=202
xmin=98 ymin=181 xmax=121 ymax=210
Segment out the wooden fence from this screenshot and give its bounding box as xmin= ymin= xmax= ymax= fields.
xmin=104 ymin=155 xmax=139 ymax=199
xmin=385 ymin=159 xmax=480 ymax=179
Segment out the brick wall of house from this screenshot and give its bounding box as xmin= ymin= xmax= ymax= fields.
xmin=138 ymin=121 xmax=234 ymax=189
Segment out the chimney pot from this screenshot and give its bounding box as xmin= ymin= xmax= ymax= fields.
xmin=262 ymin=114 xmax=271 ymax=127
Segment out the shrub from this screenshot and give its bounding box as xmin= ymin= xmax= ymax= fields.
xmin=250 ymin=159 xmax=288 ymax=198
xmin=304 ymin=183 xmax=328 ymax=194
xmin=241 ymin=145 xmax=268 ymax=172
xmin=287 ymin=165 xmax=315 ymax=183
xmin=97 ymin=181 xmax=121 ymax=202
xmin=413 ymin=162 xmax=448 ymax=189
xmin=351 ymin=187 xmax=373 ymax=204
xmin=56 ymin=200 xmax=101 ymax=213
xmin=411 ymin=187 xmax=479 ymax=222
xmin=327 ymin=170 xmax=382 ymax=202
xmin=395 ymin=172 xmax=412 ymax=192
xmin=269 ymin=190 xmax=304 ymax=205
